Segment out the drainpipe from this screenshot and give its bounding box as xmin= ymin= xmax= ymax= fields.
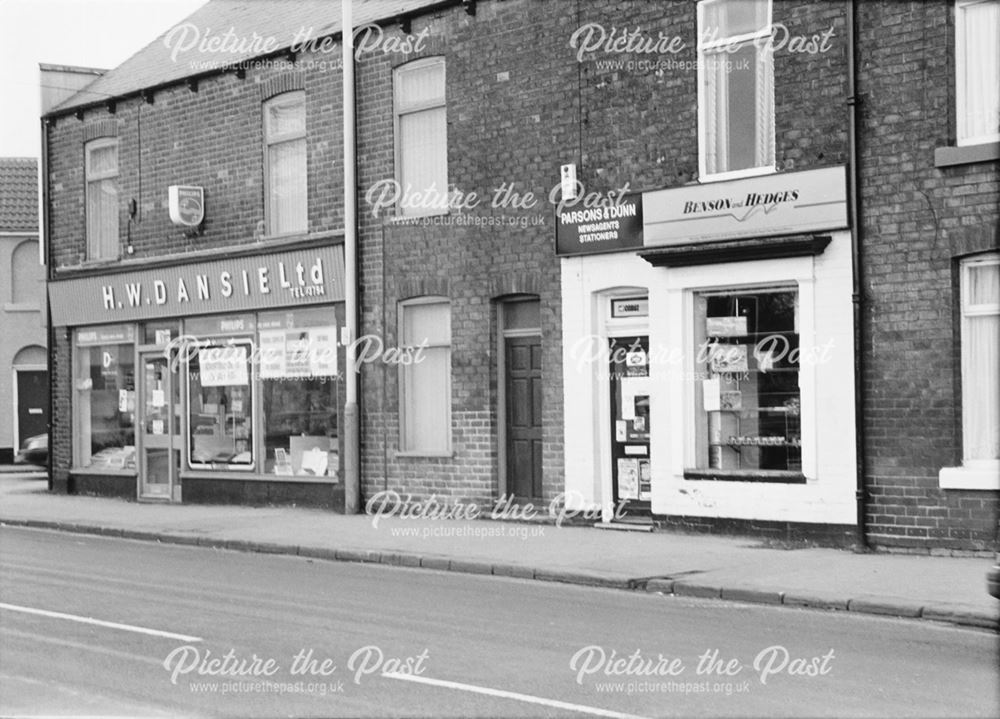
xmin=342 ymin=0 xmax=360 ymax=514
xmin=846 ymin=0 xmax=868 ymax=549
xmin=41 ymin=117 xmax=54 ymax=492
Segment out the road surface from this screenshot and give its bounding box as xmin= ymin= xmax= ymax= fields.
xmin=1 ymin=525 xmax=996 ymax=717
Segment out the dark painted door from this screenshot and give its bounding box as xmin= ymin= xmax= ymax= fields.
xmin=16 ymin=371 xmax=48 ymax=444
xmin=505 ymin=336 xmax=543 ymax=500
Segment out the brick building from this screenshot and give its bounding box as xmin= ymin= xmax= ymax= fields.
xmin=855 ymin=0 xmax=999 ymax=551
xmin=0 ymin=158 xmax=47 ymax=464
xmin=40 ymin=0 xmax=997 ymax=551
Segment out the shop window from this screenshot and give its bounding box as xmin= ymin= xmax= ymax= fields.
xmin=74 ymin=330 xmax=135 ymax=469
xmin=188 ymin=340 xmax=255 ymax=469
xmin=399 ymin=298 xmax=451 ymax=453
xmin=693 ymin=288 xmax=801 ymax=473
xmin=394 ymin=57 xmax=447 ymax=217
xmin=959 ymin=255 xmax=999 ymax=463
xmin=85 ymin=138 xmax=119 ymax=259
xmin=259 ymin=312 xmax=339 ymax=477
xmin=955 ymin=0 xmax=1000 ymax=146
xmin=697 ymin=0 xmax=774 ymax=179
xmin=264 ymin=91 xmax=307 ymax=235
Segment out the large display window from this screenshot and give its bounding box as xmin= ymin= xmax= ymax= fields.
xmin=693 ymin=287 xmax=802 ymax=474
xmin=187 ymin=339 xmax=255 ymax=469
xmin=259 ymin=309 xmax=339 ymax=477
xmin=73 ymin=326 xmax=136 ymax=470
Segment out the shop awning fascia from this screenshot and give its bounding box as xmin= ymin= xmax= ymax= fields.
xmin=638 ymin=234 xmax=832 ymax=268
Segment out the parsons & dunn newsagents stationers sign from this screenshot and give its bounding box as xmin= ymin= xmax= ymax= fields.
xmin=48 ymin=246 xmax=346 ymax=327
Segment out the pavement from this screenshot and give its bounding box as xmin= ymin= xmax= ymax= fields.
xmin=1 ymin=468 xmax=997 ymax=631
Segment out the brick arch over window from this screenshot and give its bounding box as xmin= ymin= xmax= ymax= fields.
xmin=398 ymin=277 xmax=450 ymax=300
xmin=260 ymin=72 xmax=305 ymax=101
xmin=10 ymin=240 xmax=39 ymax=304
xmin=488 ymin=273 xmax=540 ymax=299
xmin=82 ymin=119 xmax=118 ymax=142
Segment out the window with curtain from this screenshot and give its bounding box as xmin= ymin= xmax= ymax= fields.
xmin=697 ymin=0 xmax=774 ymax=178
xmin=395 ymin=58 xmax=447 ymax=216
xmin=85 ymin=138 xmax=119 ymax=259
xmin=399 ymin=298 xmax=451 ymax=453
xmin=264 ymin=91 xmax=307 ymax=235
xmin=956 ymin=0 xmax=1000 ymax=146
xmin=960 ymin=255 xmax=999 ymax=463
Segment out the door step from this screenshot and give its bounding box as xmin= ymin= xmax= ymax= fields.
xmin=594 ymin=521 xmax=654 ymax=533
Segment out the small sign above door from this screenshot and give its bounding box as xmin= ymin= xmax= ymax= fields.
xmin=611 ymin=297 xmax=648 ymax=318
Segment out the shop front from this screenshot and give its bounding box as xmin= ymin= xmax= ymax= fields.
xmin=49 ymin=244 xmax=346 ymax=507
xmin=560 ymin=167 xmax=858 ymax=538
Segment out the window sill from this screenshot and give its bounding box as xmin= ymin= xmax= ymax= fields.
xmin=698 ymin=165 xmax=777 ymax=184
xmin=684 ymin=468 xmax=807 ymax=484
xmin=934 ymin=142 xmax=1000 ymax=168
xmin=181 ymin=470 xmax=338 ymax=483
xmin=3 ymin=303 xmax=41 ymax=313
xmin=394 ymin=451 xmax=454 ymax=459
xmin=70 ymin=466 xmax=137 ymax=476
xmin=939 ymin=464 xmax=1000 ymax=491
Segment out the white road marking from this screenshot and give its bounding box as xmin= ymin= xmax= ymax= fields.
xmin=0 ymin=602 xmax=202 ymax=642
xmin=383 ymin=672 xmax=650 ymax=719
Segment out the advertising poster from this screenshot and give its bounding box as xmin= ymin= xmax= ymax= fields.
xmin=617 ymin=458 xmax=639 ymax=500
xmin=199 ymin=346 xmax=249 ymax=387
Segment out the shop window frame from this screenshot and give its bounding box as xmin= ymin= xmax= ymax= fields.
xmin=680 ymin=277 xmax=816 ymax=484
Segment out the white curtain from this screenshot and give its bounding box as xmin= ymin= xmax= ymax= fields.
xmin=265 ymin=93 xmax=307 ymax=235
xmin=268 ymin=139 xmax=307 ymax=235
xmin=959 ymin=0 xmax=1000 ymax=144
xmin=86 ymin=142 xmax=118 ymax=259
xmin=963 ymin=261 xmax=1000 ymax=461
xmin=396 ymin=60 xmax=447 ymax=216
xmin=401 ymin=301 xmax=451 ymax=453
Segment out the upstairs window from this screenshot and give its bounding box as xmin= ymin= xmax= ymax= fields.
xmin=697 ymin=0 xmax=774 ymax=179
xmin=264 ymin=91 xmax=307 ymax=235
xmin=394 ymin=57 xmax=447 ymax=217
xmin=955 ymin=0 xmax=1000 ymax=146
xmin=85 ymin=138 xmax=119 ymax=259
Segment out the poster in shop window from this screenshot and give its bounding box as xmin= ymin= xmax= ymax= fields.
xmin=617 ymin=458 xmax=639 ymax=500
xmin=259 ymin=327 xmax=338 ymax=379
xmin=199 ymin=345 xmax=249 ymax=386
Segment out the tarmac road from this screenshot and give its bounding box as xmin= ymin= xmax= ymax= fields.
xmin=0 ymin=525 xmax=997 ymax=718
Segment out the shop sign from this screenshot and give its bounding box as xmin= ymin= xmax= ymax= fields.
xmin=643 ymin=166 xmax=848 ymax=246
xmin=75 ymin=324 xmax=136 ymax=346
xmin=555 ymin=193 xmax=643 ymax=256
xmin=168 ymin=185 xmax=205 ymax=227
xmin=49 ymin=245 xmax=346 ymax=327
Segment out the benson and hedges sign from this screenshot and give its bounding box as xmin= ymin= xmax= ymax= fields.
xmin=49 ymin=245 xmax=346 ymax=327
xmin=643 ymin=166 xmax=848 ymax=246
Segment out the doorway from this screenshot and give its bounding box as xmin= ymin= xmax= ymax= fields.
xmin=609 ymin=335 xmax=651 ymax=510
xmin=15 ymin=369 xmax=48 ymax=449
xmin=499 ymin=298 xmax=542 ymax=501
xmin=138 ymin=351 xmax=181 ymax=501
